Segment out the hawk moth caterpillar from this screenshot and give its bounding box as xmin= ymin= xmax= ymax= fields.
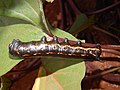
xmin=9 ymin=36 xmax=101 ymax=60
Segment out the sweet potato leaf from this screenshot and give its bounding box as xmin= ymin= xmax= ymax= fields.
xmin=33 ymin=57 xmax=85 ymax=90
xmin=0 ymin=0 xmax=47 ymax=30
xmin=0 ymin=0 xmax=86 ymax=90
xmin=32 ymin=28 xmax=86 ymax=90
xmin=68 ymin=14 xmax=88 ymax=34
xmin=0 ymin=24 xmax=48 ymax=76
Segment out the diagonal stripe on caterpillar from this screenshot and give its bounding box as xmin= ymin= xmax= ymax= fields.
xmin=9 ymin=36 xmax=101 ymax=60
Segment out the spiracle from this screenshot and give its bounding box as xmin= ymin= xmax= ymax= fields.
xmin=9 ymin=36 xmax=101 ymax=59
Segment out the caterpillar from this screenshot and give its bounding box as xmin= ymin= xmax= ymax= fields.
xmin=9 ymin=36 xmax=101 ymax=60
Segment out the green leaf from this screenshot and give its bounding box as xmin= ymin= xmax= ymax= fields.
xmin=0 ymin=24 xmax=48 ymax=76
xmin=0 ymin=0 xmax=85 ymax=89
xmin=52 ymin=28 xmax=77 ymax=40
xmin=68 ymin=13 xmax=88 ymax=34
xmin=33 ymin=58 xmax=85 ymax=90
xmin=0 ymin=24 xmax=85 ymax=89
xmin=0 ymin=0 xmax=41 ymax=26
xmin=32 ymin=28 xmax=85 ymax=90
xmin=0 ymin=16 xmax=29 ymax=26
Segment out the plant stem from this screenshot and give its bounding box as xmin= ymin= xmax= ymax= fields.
xmin=92 ymin=25 xmax=120 ymax=42
xmin=59 ymin=0 xmax=67 ymax=29
xmin=85 ymin=66 xmax=120 ymax=80
xmin=66 ymin=0 xmax=80 ymax=15
xmin=86 ymin=1 xmax=120 ymax=15
xmin=38 ymin=0 xmax=53 ymax=36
